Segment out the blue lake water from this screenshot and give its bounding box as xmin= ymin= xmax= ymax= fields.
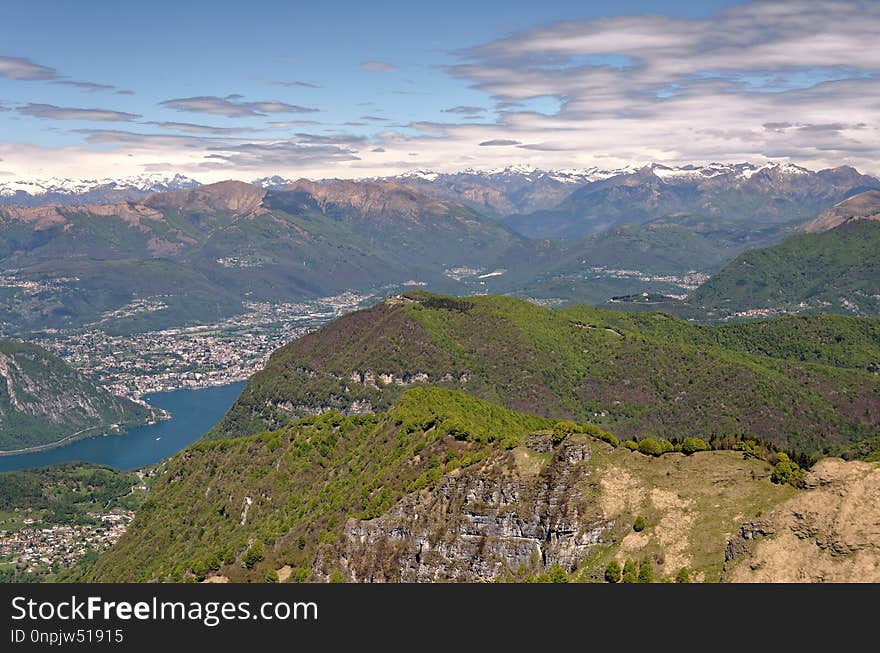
xmin=0 ymin=382 xmax=245 ymax=472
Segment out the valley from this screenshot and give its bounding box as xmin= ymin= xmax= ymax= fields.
xmin=1 ymin=163 xmax=878 ymax=585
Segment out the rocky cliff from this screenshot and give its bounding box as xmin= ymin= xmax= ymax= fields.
xmin=0 ymin=339 xmax=155 ymax=451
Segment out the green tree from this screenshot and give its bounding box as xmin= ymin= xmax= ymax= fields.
xmin=680 ymin=437 xmax=710 ymax=455
xmin=191 ymin=559 xmax=207 ymax=582
xmin=552 ymin=421 xmax=579 ymax=444
xmin=639 ymin=558 xmax=654 ymax=583
xmin=622 ymin=559 xmax=638 ymax=583
xmin=545 ymin=564 xmax=569 ymax=583
xmin=633 ymin=516 xmax=646 ymax=532
xmin=638 ymin=559 xmax=654 ymax=583
xmin=329 ymin=569 xmax=347 ymax=583
xmin=637 ymin=438 xmax=673 ymax=456
xmin=770 ymin=453 xmax=805 ymax=487
xmin=675 ymin=568 xmax=691 ymax=583
xmin=243 ymin=541 xmax=264 ymax=569
xmin=604 ymin=560 xmax=622 ymax=583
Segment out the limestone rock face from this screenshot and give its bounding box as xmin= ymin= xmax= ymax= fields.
xmin=317 ymin=442 xmax=613 ymax=582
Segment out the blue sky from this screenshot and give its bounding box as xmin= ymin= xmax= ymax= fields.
xmin=1 ymin=0 xmax=878 ymax=180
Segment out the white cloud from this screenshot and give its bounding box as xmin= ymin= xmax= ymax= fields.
xmin=159 ymin=96 xmax=319 ymax=118
xmin=2 ymin=1 xmax=879 ymax=180
xmin=0 ymin=56 xmax=57 ymax=80
xmin=360 ymin=61 xmax=398 ymax=72
xmin=17 ymin=103 xmax=141 ymax=122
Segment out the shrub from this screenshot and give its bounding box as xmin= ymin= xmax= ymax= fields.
xmin=604 ymin=560 xmax=622 ymax=583
xmin=770 ymin=453 xmax=805 ymax=487
xmin=581 ymin=423 xmax=620 ymax=447
xmin=552 ymin=421 xmax=578 ymax=444
xmin=622 ymin=559 xmax=638 ymax=583
xmin=675 ymin=568 xmax=691 ymax=583
xmin=623 ymin=440 xmax=639 ymax=451
xmin=633 ymin=516 xmax=646 ymax=532
xmin=545 ymin=564 xmax=569 ymax=583
xmin=243 ymin=541 xmax=264 ymax=569
xmin=290 ymin=567 xmax=310 ymax=583
xmin=680 ymin=437 xmax=711 ymax=455
xmin=265 ymin=570 xmax=278 ymax=583
xmin=329 ymin=570 xmax=347 ymax=583
xmin=638 ymin=559 xmax=654 ymax=583
xmin=637 ymin=438 xmax=673 ymax=457
xmin=191 ymin=560 xmax=207 ymax=582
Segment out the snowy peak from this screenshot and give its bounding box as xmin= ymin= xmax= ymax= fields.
xmin=252 ymin=175 xmax=296 ymax=189
xmin=0 ymin=173 xmax=200 ymax=205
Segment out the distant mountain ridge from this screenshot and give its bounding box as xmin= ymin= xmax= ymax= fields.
xmin=799 ymin=190 xmax=880 ymax=233
xmin=8 ymin=162 xmax=876 ymax=223
xmin=503 ymin=162 xmax=880 ymax=238
xmin=208 ymin=292 xmax=880 ymax=452
xmin=0 ymin=179 xmax=531 ymax=333
xmin=688 ymin=211 xmax=880 ymax=318
xmin=0 ymin=173 xmax=200 ymax=207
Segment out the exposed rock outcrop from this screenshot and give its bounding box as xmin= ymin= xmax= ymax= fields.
xmin=724 ymin=458 xmax=880 ymax=582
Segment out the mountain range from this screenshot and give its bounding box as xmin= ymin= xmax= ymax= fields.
xmin=0 ymin=174 xmax=200 ymax=207
xmin=0 ymin=179 xmax=533 ymax=333
xmin=1 ymin=161 xmax=878 ymax=336
xmin=210 ymin=292 xmax=880 ymax=453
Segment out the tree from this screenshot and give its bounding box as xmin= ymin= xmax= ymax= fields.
xmin=675 ymin=568 xmax=691 ymax=583
xmin=329 ymin=569 xmax=347 ymax=583
xmin=552 ymin=421 xmax=579 ymax=444
xmin=637 ymin=438 xmax=673 ymax=456
xmin=680 ymin=437 xmax=710 ymax=455
xmin=770 ymin=453 xmax=805 ymax=487
xmin=633 ymin=516 xmax=646 ymax=532
xmin=638 ymin=559 xmax=654 ymax=583
xmin=191 ymin=560 xmax=207 ymax=582
xmin=604 ymin=560 xmax=622 ymax=583
xmin=243 ymin=541 xmax=264 ymax=569
xmin=546 ymin=564 xmax=569 ymax=583
xmin=622 ymin=559 xmax=638 ymax=583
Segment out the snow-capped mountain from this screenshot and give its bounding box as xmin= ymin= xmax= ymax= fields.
xmin=0 ymin=173 xmax=200 ymax=206
xmin=251 ymin=175 xmax=297 ymax=190
xmin=377 ymin=161 xmax=877 ymax=219
xmin=395 ymin=164 xmax=637 ymax=185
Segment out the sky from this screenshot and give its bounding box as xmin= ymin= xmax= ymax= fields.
xmin=1 ymin=0 xmax=878 ymax=181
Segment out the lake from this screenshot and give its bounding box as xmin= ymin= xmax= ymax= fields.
xmin=0 ymin=382 xmax=245 ymax=472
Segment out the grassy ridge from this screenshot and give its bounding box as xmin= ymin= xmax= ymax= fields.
xmin=83 ymin=388 xmax=796 ymax=583
xmin=82 ymin=388 xmax=551 ymax=582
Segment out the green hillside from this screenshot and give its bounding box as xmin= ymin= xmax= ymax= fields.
xmin=0 ymin=339 xmax=154 ymax=450
xmin=0 ymin=181 xmax=528 ymax=334
xmin=209 ymin=293 xmax=880 ymax=454
xmin=689 ymin=220 xmax=880 ymax=317
xmin=81 ymin=387 xmax=795 ymax=583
